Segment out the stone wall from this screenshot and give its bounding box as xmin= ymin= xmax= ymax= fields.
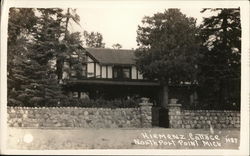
xmin=7 ymin=103 xmax=153 ymax=128
xmin=7 ymin=102 xmax=240 ymax=129
xmin=167 ymin=104 xmax=240 ymax=129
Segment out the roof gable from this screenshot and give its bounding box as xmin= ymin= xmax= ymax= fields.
xmin=85 ymin=48 xmax=136 ymax=65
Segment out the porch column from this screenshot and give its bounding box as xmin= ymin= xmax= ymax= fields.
xmin=167 ymin=103 xmax=182 ymax=128
xmin=160 ymin=78 xmax=169 ymax=108
xmin=139 ymin=98 xmax=153 ymax=128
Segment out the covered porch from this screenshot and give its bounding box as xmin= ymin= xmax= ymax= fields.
xmin=62 ymin=79 xmax=161 ymax=105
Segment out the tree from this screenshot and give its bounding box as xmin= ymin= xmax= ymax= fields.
xmin=7 ymin=8 xmax=38 ymax=106
xmin=64 ymin=8 xmax=80 ymax=34
xmin=135 ymin=9 xmax=201 ymax=107
xmin=11 ymin=8 xmax=65 ymax=106
xmin=55 ymin=8 xmax=82 ymax=80
xmin=198 ymin=8 xmax=241 ymax=109
xmin=83 ymin=31 xmax=105 ymax=48
xmin=30 ymin=8 xmax=82 ymax=106
xmin=112 ymin=43 xmax=122 ymax=49
xmin=7 ymin=8 xmax=82 ymax=106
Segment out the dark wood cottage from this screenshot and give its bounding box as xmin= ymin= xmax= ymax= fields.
xmin=61 ymin=47 xmax=198 ymax=107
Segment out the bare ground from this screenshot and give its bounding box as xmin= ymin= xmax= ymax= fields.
xmin=7 ymin=127 xmax=240 ymax=150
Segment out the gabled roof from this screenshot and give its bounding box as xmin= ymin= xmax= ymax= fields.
xmin=85 ymin=48 xmax=136 ymax=65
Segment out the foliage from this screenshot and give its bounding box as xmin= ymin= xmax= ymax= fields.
xmin=55 ymin=8 xmax=82 ymax=80
xmin=112 ymin=43 xmax=122 ymax=49
xmin=83 ymin=30 xmax=105 ymax=48
xmin=8 ymin=8 xmax=37 ymax=46
xmin=135 ymin=9 xmax=201 ymax=106
xmin=56 ymin=32 xmax=83 ymax=79
xmin=7 ymin=8 xmax=37 ymax=88
xmin=198 ymin=8 xmax=241 ymax=109
xmin=136 ymin=9 xmax=201 ymax=84
xmin=8 ymin=98 xmax=140 ymax=108
xmin=66 ymin=98 xmax=140 ymax=108
xmin=7 ymin=8 xmax=81 ymax=107
xmin=7 ymin=8 xmax=38 ymax=106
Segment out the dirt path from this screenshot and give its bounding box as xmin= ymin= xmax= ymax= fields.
xmin=7 ymin=127 xmax=240 ymax=149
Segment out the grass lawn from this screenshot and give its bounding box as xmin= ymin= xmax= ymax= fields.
xmin=7 ymin=127 xmax=240 ymax=150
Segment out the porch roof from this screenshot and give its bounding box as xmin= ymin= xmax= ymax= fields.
xmin=64 ymin=79 xmax=161 ymax=87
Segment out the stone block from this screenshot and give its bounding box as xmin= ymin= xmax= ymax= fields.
xmin=9 ymin=113 xmax=16 ymax=118
xmin=176 ymin=111 xmax=181 ymax=115
xmin=146 ymin=116 xmax=152 ymax=120
xmin=83 ymin=111 xmax=88 ymax=116
xmin=197 ymin=124 xmax=201 ymax=129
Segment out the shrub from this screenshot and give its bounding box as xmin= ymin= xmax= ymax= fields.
xmin=34 ymin=98 xmax=141 ymax=108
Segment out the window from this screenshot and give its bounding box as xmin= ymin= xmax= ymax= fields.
xmin=113 ymin=66 xmax=131 ymax=79
xmin=123 ymin=68 xmax=130 ymax=79
xmin=70 ymin=64 xmax=87 ymax=78
xmin=82 ymin=64 xmax=87 ymax=77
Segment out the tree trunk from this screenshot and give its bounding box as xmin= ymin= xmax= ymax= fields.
xmin=161 ymin=79 xmax=169 ymax=108
xmin=65 ymin=8 xmax=70 ymax=35
xmin=56 ymin=58 xmax=63 ymax=80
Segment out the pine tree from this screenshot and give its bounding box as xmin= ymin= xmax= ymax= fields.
xmin=7 ymin=8 xmax=38 ymax=106
xmin=198 ymin=8 xmax=241 ymax=109
xmin=8 ymin=8 xmax=82 ymax=107
xmin=27 ymin=8 xmax=70 ymax=106
xmin=8 ymin=53 xmax=30 ymax=106
xmin=54 ymin=8 xmax=82 ymax=80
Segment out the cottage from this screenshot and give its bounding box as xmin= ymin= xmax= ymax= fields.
xmin=61 ymin=47 xmax=161 ymax=102
xmin=61 ymin=47 xmax=198 ymax=107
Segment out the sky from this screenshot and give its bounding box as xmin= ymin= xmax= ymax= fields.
xmin=69 ymin=3 xmax=215 ymax=49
